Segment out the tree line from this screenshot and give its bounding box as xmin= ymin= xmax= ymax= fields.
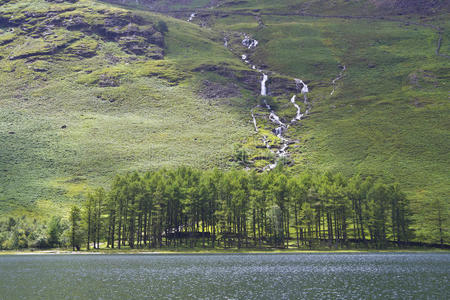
xmin=1 ymin=167 xmax=447 ymax=250
xmin=0 ymin=215 xmax=68 ymax=250
xmin=72 ymin=167 xmax=425 ymax=250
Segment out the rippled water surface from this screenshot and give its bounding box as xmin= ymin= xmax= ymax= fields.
xmin=0 ymin=253 xmax=449 ymax=299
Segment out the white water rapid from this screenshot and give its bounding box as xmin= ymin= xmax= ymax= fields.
xmin=277 ymin=140 xmax=289 ymax=157
xmin=242 ymin=35 xmax=259 ymax=49
xmin=295 ymin=78 xmax=309 ymax=94
xmin=269 ymin=112 xmax=286 ymax=136
xmin=241 ymin=54 xmax=250 ymax=64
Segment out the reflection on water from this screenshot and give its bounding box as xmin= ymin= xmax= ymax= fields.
xmin=0 ymin=253 xmax=449 ymax=299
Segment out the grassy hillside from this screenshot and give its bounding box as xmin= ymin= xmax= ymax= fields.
xmin=0 ymin=0 xmax=254 ymax=216
xmin=0 ymin=0 xmax=449 ymax=235
xmin=119 ymin=0 xmax=449 ymax=221
xmin=204 ymin=2 xmax=449 ymax=218
xmin=116 ymin=0 xmax=449 ymax=16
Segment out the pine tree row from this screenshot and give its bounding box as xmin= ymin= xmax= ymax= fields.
xmin=71 ymin=167 xmax=417 ymax=250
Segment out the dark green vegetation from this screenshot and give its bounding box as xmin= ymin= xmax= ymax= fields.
xmin=78 ymin=168 xmax=415 ymax=250
xmin=2 ymin=167 xmax=447 ymax=250
xmin=0 ymin=0 xmax=449 ymax=248
xmin=0 ymin=215 xmax=67 ymax=250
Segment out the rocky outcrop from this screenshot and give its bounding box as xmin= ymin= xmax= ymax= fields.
xmin=192 ymin=64 xmax=311 ymax=97
xmin=198 ymin=80 xmax=242 ymax=99
xmin=269 ymin=76 xmax=302 ymax=96
xmin=1 ymin=3 xmax=165 ymax=60
xmin=193 ymin=64 xmax=258 ymax=92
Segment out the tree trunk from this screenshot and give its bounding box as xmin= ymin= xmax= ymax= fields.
xmin=294 ymin=203 xmax=299 ymax=248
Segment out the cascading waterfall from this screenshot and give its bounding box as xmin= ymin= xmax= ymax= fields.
xmin=264 ymin=162 xmax=278 ymax=171
xmin=269 ymin=112 xmax=286 ymax=137
xmin=290 ymin=95 xmax=303 ymax=123
xmin=242 ymin=35 xmax=259 ymax=49
xmin=238 ymin=41 xmax=282 ymax=170
xmin=187 ymin=13 xmax=196 ymax=22
xmin=277 ymin=140 xmax=289 ymax=157
xmin=242 ymin=54 xmax=250 ymax=64
xmin=295 ymin=78 xmax=309 ymax=94
xmin=295 ymin=78 xmax=311 ymax=115
xmin=261 ymin=74 xmax=268 ymax=96
xmin=262 ymin=136 xmax=271 ymax=149
xmin=233 ymin=33 xmax=311 ymax=171
xmin=330 ymin=65 xmax=346 ymax=96
xmin=251 ymin=111 xmax=258 ymax=133
xmin=259 ymin=72 xmax=289 ymax=170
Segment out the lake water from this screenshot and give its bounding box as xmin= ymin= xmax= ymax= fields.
xmin=0 ymin=253 xmax=449 ymax=299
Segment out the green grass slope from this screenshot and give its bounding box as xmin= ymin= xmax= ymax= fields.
xmin=158 ymin=0 xmax=449 ymax=218
xmin=0 ymin=0 xmax=253 ymax=216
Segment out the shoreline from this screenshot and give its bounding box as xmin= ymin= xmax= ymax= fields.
xmin=2 ymin=248 xmax=449 ymax=255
